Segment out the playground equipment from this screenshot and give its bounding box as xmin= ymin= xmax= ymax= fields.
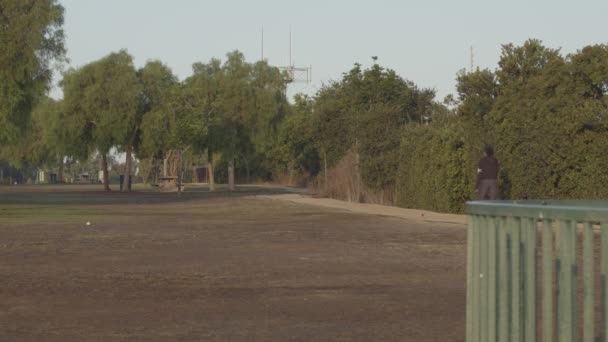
xmin=466 ymin=200 xmax=608 ymax=342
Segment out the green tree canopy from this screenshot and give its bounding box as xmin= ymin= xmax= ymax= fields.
xmin=62 ymin=50 xmax=139 ymax=190
xmin=0 ymin=0 xmax=65 ymax=147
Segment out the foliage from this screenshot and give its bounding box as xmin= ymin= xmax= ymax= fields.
xmin=137 ymin=61 xmax=180 ymax=159
xmin=485 ymin=41 xmax=608 ymax=199
xmin=396 ymin=117 xmax=469 ymax=213
xmin=271 ymin=94 xmax=319 ymax=180
xmin=0 ymin=0 xmax=65 ymax=147
xmin=62 ymin=50 xmax=139 ymax=158
xmin=10 ymin=33 xmax=608 ymax=214
xmin=312 ymin=61 xmax=436 ymax=193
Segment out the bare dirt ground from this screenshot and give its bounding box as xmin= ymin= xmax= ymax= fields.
xmin=0 ymin=184 xmax=466 ymax=341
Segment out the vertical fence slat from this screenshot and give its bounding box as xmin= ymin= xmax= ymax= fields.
xmin=583 ymin=222 xmax=594 ymax=342
xmin=511 ymin=216 xmax=522 ymax=342
xmin=480 ymin=216 xmax=489 ymax=342
xmin=542 ymin=219 xmax=553 ymax=342
xmin=601 ymin=223 xmax=608 ymax=342
xmin=472 ymin=215 xmax=481 ymax=342
xmin=570 ymin=220 xmax=578 ymax=342
xmin=498 ymin=217 xmax=509 ymax=342
xmin=557 ymin=219 xmax=576 ymax=342
xmin=488 ymin=216 xmax=497 ymax=341
xmin=466 ymin=215 xmax=474 ymax=342
xmin=524 ymin=218 xmax=537 ymax=342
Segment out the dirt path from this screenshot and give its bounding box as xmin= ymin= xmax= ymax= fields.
xmin=254 ymin=193 xmax=467 ymax=226
xmin=0 ymin=187 xmax=466 ymax=341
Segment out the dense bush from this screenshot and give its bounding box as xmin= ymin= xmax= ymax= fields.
xmin=396 ymin=118 xmax=470 ymax=213
xmin=395 ymin=40 xmax=608 ymax=214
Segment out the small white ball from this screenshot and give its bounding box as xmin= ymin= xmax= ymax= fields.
xmin=86 ymin=221 xmax=91 ymax=226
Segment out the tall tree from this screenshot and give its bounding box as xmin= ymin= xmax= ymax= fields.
xmin=62 ymin=50 xmax=139 ymax=191
xmin=137 ymin=61 xmax=180 ymax=185
xmin=217 ymin=51 xmax=253 ymax=190
xmin=0 ymin=0 xmax=65 ymax=151
xmin=272 ymin=94 xmax=319 ymax=184
xmin=184 ymin=59 xmax=222 ymax=190
xmin=312 ymin=60 xmax=435 ymax=195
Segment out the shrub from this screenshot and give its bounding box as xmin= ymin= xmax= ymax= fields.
xmin=396 ymin=119 xmax=470 ymax=213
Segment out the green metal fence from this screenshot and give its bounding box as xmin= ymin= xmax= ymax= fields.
xmin=466 ymin=200 xmax=608 ymax=342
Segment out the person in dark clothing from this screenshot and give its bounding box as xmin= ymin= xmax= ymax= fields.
xmin=476 ymin=144 xmax=499 ymax=200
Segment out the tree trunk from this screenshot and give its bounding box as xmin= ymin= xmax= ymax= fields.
xmin=355 ymin=151 xmax=361 ymax=202
xmin=208 ymin=150 xmax=215 ymax=192
xmin=243 ymin=157 xmax=250 ymax=184
xmin=153 ymin=158 xmax=159 ymax=185
xmin=288 ymin=162 xmax=294 ymax=186
xmin=323 ymin=150 xmax=328 ymax=190
xmin=102 ymin=153 xmax=110 ymax=192
xmin=58 ymin=157 xmax=64 ymax=183
xmin=177 ymin=149 xmax=183 ymax=194
xmin=228 ymin=159 xmax=235 ymax=191
xmin=163 ymin=156 xmax=168 ymax=177
xmin=122 ymin=145 xmax=132 ymax=192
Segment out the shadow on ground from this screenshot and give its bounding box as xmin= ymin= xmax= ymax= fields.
xmin=0 ymin=184 xmax=298 ymax=206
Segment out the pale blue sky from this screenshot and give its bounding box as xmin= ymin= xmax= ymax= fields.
xmin=56 ymin=0 xmax=608 ymax=101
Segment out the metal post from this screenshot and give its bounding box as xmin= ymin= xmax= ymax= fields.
xmin=480 ymin=216 xmax=488 ymax=342
xmin=498 ymin=216 xmax=509 ymax=342
xmin=510 ymin=216 xmax=522 ymax=342
xmin=542 ymin=219 xmax=554 ymax=342
xmin=466 ymin=215 xmax=474 ymax=342
xmin=472 ymin=216 xmax=481 ymax=342
xmin=601 ymin=223 xmax=608 ymax=342
xmin=524 ymin=218 xmax=537 ymax=342
xmin=583 ymin=222 xmax=594 ymax=342
xmin=557 ymin=220 xmax=576 ymax=342
xmin=488 ymin=216 xmax=498 ymax=341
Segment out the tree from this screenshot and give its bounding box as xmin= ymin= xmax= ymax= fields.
xmin=134 ymin=60 xmax=179 ymax=190
xmin=272 ymin=94 xmax=319 ymax=184
xmin=0 ymin=97 xmax=56 ymax=171
xmin=453 ymin=39 xmax=608 ymax=200
xmin=312 ymin=60 xmax=436 ymax=198
xmin=217 ymin=51 xmax=254 ymax=191
xmin=62 ymin=50 xmax=139 ymax=191
xmin=184 ymin=58 xmax=222 ymax=190
xmin=184 ymin=51 xmax=288 ymax=190
xmin=0 ymin=0 xmax=65 ymax=151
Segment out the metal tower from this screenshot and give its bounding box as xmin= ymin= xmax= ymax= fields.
xmin=278 ymin=29 xmax=312 ymax=84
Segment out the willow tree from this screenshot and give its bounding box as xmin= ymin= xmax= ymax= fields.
xmin=136 ymin=61 xmax=179 ymax=184
xmin=312 ymin=61 xmax=435 ymax=196
xmin=62 ymin=50 xmax=139 ymax=191
xmin=0 ymin=97 xmax=57 ymax=173
xmin=0 ymin=0 xmax=65 ymax=154
xmin=216 ymin=51 xmax=255 ymax=190
xmin=184 ymin=58 xmax=222 ymax=190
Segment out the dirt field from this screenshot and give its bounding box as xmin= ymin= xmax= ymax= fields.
xmin=0 ymin=185 xmax=466 ymax=341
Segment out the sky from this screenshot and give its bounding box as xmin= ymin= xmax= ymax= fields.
xmin=55 ymin=0 xmax=608 ymax=102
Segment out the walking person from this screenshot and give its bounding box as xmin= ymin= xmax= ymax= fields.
xmin=476 ymin=144 xmax=499 ymax=200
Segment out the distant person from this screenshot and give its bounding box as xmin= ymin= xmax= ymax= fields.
xmin=476 ymin=144 xmax=499 ymax=200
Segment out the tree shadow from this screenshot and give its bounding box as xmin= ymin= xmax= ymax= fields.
xmin=0 ymin=185 xmax=300 ymax=206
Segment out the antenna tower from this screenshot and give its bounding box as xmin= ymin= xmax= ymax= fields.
xmin=470 ymin=46 xmax=474 ymax=73
xmin=279 ymin=28 xmax=312 ymax=84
